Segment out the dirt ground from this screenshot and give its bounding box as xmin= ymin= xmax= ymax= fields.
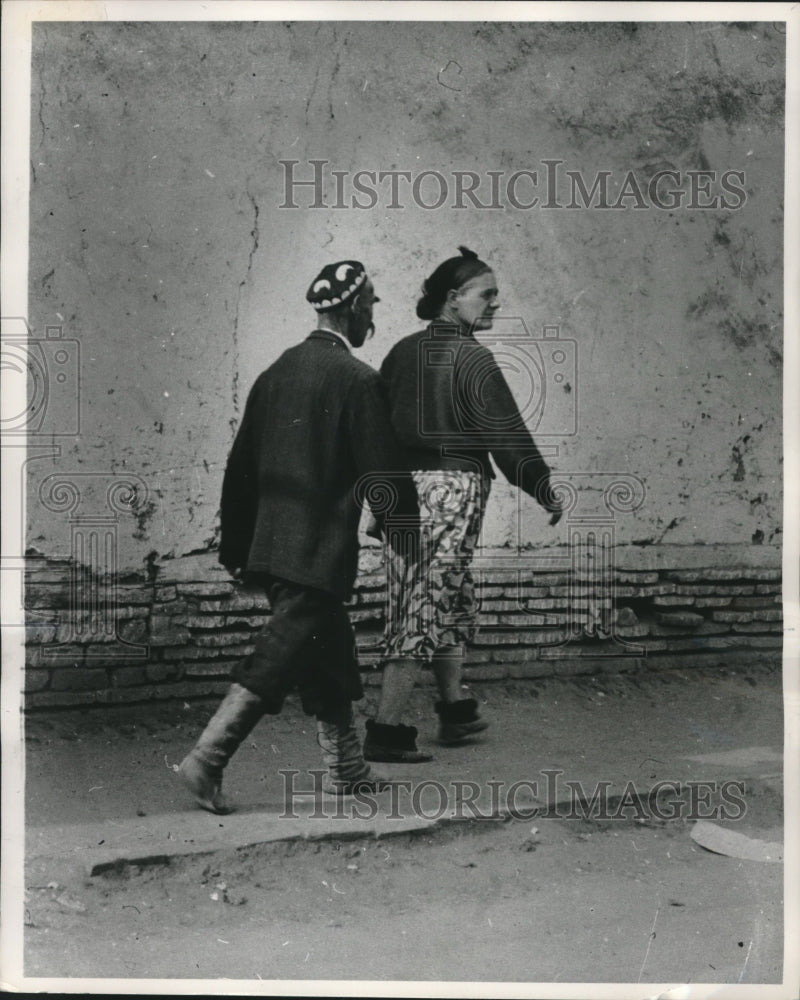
xmin=20 ymin=667 xmax=786 ymax=986
xmin=23 ymin=666 xmax=783 ymax=826
xmin=25 ymin=787 xmax=783 ymax=984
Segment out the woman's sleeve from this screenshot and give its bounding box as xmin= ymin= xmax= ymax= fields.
xmin=482 ymin=360 xmax=561 ymax=512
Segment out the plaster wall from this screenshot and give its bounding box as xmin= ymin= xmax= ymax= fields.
xmin=25 ymin=21 xmax=784 ymax=572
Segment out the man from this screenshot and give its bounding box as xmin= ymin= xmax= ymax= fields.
xmin=179 ymin=260 xmax=418 ymax=813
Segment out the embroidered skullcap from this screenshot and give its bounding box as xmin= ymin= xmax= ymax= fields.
xmin=306 ymin=260 xmax=367 ymax=312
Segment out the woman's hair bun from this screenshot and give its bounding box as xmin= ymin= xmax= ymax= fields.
xmin=416 ymin=291 xmax=437 ymax=321
xmin=457 ymin=245 xmax=479 ymax=260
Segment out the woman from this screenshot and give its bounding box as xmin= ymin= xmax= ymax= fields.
xmin=363 ymin=247 xmax=563 ymax=764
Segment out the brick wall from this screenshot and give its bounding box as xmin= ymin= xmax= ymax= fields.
xmin=21 ymin=545 xmax=782 ymax=709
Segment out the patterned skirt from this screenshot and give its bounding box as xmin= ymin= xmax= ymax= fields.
xmin=382 ymin=469 xmax=491 ymax=662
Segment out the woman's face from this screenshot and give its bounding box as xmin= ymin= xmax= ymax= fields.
xmin=447 ymin=270 xmax=500 ymax=332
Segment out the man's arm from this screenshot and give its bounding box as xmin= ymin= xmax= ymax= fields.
xmin=348 ymin=372 xmax=420 ymax=539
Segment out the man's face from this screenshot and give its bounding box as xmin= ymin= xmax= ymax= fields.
xmin=449 ymin=270 xmax=499 ymax=332
xmin=347 ymin=278 xmax=379 ymax=348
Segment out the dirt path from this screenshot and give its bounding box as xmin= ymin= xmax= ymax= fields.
xmin=25 ymin=802 xmax=783 ymax=984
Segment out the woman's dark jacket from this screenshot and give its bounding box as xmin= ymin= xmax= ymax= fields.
xmin=380 ymin=324 xmax=559 ymax=511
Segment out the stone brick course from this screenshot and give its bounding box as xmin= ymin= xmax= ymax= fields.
xmin=21 ymin=545 xmax=783 ymax=709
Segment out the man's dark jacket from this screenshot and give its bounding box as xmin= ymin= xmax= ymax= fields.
xmin=219 ymin=330 xmax=417 ymax=601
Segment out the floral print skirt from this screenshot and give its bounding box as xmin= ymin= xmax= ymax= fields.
xmin=382 ymin=470 xmax=491 ymax=662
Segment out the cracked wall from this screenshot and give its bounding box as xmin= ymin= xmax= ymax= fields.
xmin=26 ymin=21 xmax=784 ymax=574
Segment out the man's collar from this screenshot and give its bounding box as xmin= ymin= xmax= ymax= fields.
xmin=310 ymin=328 xmax=351 ymax=352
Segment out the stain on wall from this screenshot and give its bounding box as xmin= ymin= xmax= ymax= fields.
xmin=26 ymin=21 xmax=784 ymax=573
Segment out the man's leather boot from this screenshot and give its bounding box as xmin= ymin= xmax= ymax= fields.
xmin=316 ymin=714 xmax=391 ymax=795
xmin=178 ymin=682 xmax=264 ymax=814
